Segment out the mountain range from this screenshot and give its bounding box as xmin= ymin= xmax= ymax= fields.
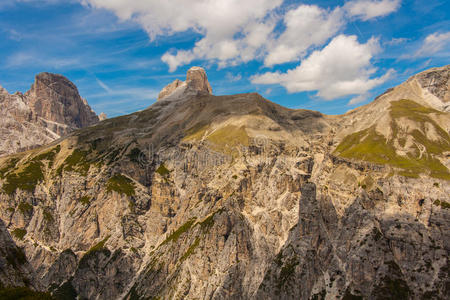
xmin=0 ymin=65 xmax=449 ymax=299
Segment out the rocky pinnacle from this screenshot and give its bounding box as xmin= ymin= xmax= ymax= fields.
xmin=157 ymin=66 xmax=213 ymax=101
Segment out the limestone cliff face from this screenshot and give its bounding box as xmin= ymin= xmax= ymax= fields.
xmin=25 ymin=73 xmax=98 ymax=129
xmin=186 ymin=66 xmax=213 ymax=95
xmin=414 ymin=65 xmax=450 ymax=104
xmin=0 ymin=219 xmax=38 ymax=289
xmin=157 ymin=66 xmax=213 ymax=101
xmin=0 ymin=73 xmax=99 ymax=156
xmin=0 ymin=66 xmax=448 ymax=299
xmin=157 ymin=79 xmax=184 ymax=101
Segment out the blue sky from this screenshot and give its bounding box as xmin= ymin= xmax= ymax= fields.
xmin=0 ymin=0 xmax=448 ymax=117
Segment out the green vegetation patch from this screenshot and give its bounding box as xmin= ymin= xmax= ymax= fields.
xmin=334 ymin=100 xmax=450 ymax=180
xmin=106 ymin=174 xmax=136 ymax=196
xmin=3 ymin=161 xmax=44 ymax=195
xmin=43 ymin=208 xmax=54 ymax=223
xmin=199 ymin=208 xmax=224 ymax=233
xmin=32 ymin=145 xmax=61 ymax=167
xmin=127 ymin=148 xmax=145 ymax=164
xmin=78 ymin=196 xmax=91 ymax=205
xmin=276 ymin=256 xmax=299 ymax=290
xmin=18 ymin=202 xmax=33 ymax=215
xmin=156 ymin=163 xmax=170 ymax=177
xmin=342 ymin=288 xmax=363 ymax=300
xmin=0 ymin=146 xmax=61 ymax=194
xmin=183 ymin=123 xmax=250 ymax=154
xmin=11 ymin=228 xmax=27 ymax=240
xmin=86 ymin=236 xmax=110 ymax=255
xmin=161 ymin=218 xmax=197 ymax=246
xmin=0 ymin=287 xmax=54 ymax=300
xmin=0 ymin=157 xmax=20 ymax=178
xmin=79 ymin=235 xmax=111 ymax=267
xmin=183 ymin=122 xmax=209 ymax=141
xmin=53 ymin=279 xmax=77 ymax=300
xmin=433 ymin=199 xmax=450 ymax=209
xmin=57 ymin=148 xmax=92 ymax=176
xmin=180 ymin=237 xmax=200 ymax=262
xmin=390 ymin=99 xmax=441 ymax=118
xmin=6 ymin=247 xmax=27 ymax=268
xmin=334 ymin=126 xmax=450 ymax=180
xmin=207 ymin=125 xmax=250 ymax=150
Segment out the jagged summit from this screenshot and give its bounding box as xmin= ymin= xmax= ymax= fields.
xmin=0 ymin=72 xmax=99 ymax=156
xmin=411 ymin=65 xmax=450 ymax=107
xmin=0 ymin=84 xmax=7 ymax=95
xmin=375 ymin=65 xmax=449 ymax=112
xmin=157 ymin=66 xmax=213 ymax=101
xmin=99 ymin=112 xmax=107 ymax=121
xmin=25 ymin=72 xmax=99 ymax=128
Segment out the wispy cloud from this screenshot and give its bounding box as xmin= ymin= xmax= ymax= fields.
xmin=226 ymin=72 xmax=242 ymax=82
xmin=95 ymin=77 xmax=112 ymax=93
xmin=385 ymin=37 xmax=409 ymax=46
xmin=344 ymin=0 xmax=401 ymax=21
xmin=4 ymin=52 xmax=80 ymax=69
xmin=414 ymin=31 xmax=450 ymax=57
xmin=89 ymin=87 xmax=159 ymax=116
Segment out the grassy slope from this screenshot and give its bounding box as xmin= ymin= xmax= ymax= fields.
xmin=334 ymin=100 xmax=450 ymax=180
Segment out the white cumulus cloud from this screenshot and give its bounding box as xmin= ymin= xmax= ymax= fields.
xmin=80 ymin=0 xmax=400 ymax=101
xmin=344 ymin=0 xmax=401 ymax=21
xmin=82 ymin=0 xmax=282 ymax=71
xmin=252 ymin=35 xmax=392 ymax=100
xmin=264 ymin=5 xmax=344 ymax=66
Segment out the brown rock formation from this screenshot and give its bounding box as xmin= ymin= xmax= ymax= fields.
xmin=0 ymin=73 xmax=99 ymax=156
xmin=157 ymin=66 xmax=212 ymax=101
xmin=157 ymin=79 xmax=183 ymax=101
xmin=186 ymin=66 xmax=213 ymax=95
xmin=25 ymin=72 xmax=98 ymax=129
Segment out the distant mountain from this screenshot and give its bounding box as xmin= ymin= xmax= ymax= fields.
xmin=333 ymin=65 xmax=450 ymax=180
xmin=0 ymin=66 xmax=448 ymax=299
xmin=0 ymin=73 xmax=99 ymax=156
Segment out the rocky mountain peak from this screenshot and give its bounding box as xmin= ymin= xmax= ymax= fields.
xmin=25 ymin=72 xmax=99 ymax=129
xmin=157 ymin=66 xmax=212 ymax=101
xmin=412 ymin=65 xmax=449 ymax=103
xmin=0 ymin=72 xmax=99 ymax=156
xmin=99 ymin=112 xmax=107 ymax=121
xmin=0 ymin=84 xmax=7 ymax=96
xmin=157 ymin=79 xmax=184 ymax=101
xmin=186 ymin=66 xmax=212 ymax=94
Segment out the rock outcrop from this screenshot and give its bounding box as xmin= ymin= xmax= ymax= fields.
xmin=414 ymin=65 xmax=450 ymax=104
xmin=157 ymin=79 xmax=183 ymax=101
xmin=0 ymin=73 xmax=99 ymax=156
xmin=0 ymin=219 xmax=37 ymax=289
xmin=0 ymin=65 xmax=448 ymax=299
xmin=186 ymin=66 xmax=213 ymax=95
xmin=25 ymin=73 xmax=98 ymax=129
xmin=98 ymin=112 xmax=107 ymax=121
xmin=157 ymin=66 xmax=212 ymax=101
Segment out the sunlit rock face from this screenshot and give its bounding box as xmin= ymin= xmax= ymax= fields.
xmin=0 ymin=66 xmax=448 ymax=299
xmin=0 ymin=72 xmax=99 ymax=157
xmin=157 ymin=66 xmax=213 ymax=101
